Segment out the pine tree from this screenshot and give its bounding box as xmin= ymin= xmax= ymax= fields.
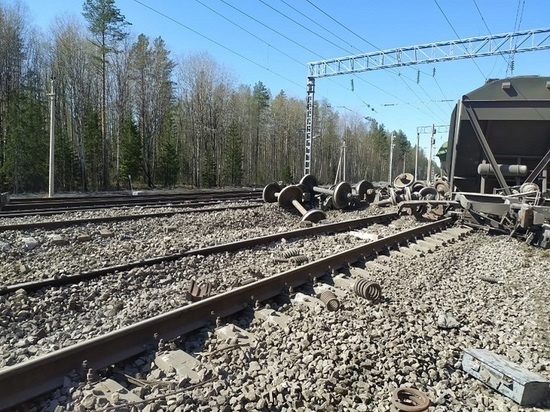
xmin=82 ymin=0 xmax=130 ymax=189
xmin=281 ymin=164 xmax=293 ymax=184
xmin=83 ymin=108 xmax=102 ymax=190
xmin=223 ymin=121 xmax=243 ymax=186
xmin=2 ymin=87 xmax=48 ymax=193
xmin=55 ymin=130 xmax=82 ymax=191
xmin=157 ymin=116 xmax=179 ymax=187
xmin=201 ymin=149 xmax=216 ymax=188
xmin=119 ymin=117 xmax=142 ymax=185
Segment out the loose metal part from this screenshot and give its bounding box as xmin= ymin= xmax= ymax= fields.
xmin=393 ymin=172 xmax=415 ymax=188
xmin=289 ymin=255 xmax=309 ymax=265
xmin=262 ymin=182 xmax=281 ymax=203
xmin=186 ymin=280 xmax=212 ymax=302
xmin=281 ymin=249 xmax=301 ymax=259
xmin=300 ymin=174 xmax=354 ymax=209
xmin=276 ymin=255 xmax=309 ymax=266
xmin=263 ymin=183 xmax=326 ymax=223
xmin=354 ymin=279 xmax=382 ymax=302
xmin=419 ymin=186 xmax=438 ymax=200
xmin=354 ymin=180 xmax=376 ymax=202
xmin=434 ymin=180 xmax=450 ymax=196
xmin=463 ymin=348 xmax=550 ymax=406
xmin=391 ymin=387 xmax=430 ymax=412
xmin=318 ymin=290 xmax=340 ymax=311
xmin=389 ymin=187 xmax=402 ymax=205
xmin=279 ymin=186 xmax=326 ymax=223
xmin=411 ymin=181 xmax=426 ymax=193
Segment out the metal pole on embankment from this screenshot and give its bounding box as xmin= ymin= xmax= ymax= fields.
xmin=47 ymin=78 xmax=55 ymax=198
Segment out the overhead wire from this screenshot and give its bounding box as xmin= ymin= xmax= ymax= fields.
xmin=133 ymin=0 xmax=365 ymax=118
xmin=256 ymin=0 xmax=356 ymax=55
xmin=132 ymin=0 xmax=303 ymax=89
xmin=508 ymin=0 xmax=526 ymax=76
xmin=217 ymin=0 xmax=324 ymax=60
xmin=277 ymin=0 xmax=363 ymax=54
xmin=193 ymin=0 xmax=304 ymax=67
xmin=433 ymin=0 xmax=487 ymax=80
xmin=472 ymin=0 xmax=508 ymax=78
xmin=215 ymin=0 xmax=378 ymax=110
xmin=301 ymin=1 xmax=449 ymax=121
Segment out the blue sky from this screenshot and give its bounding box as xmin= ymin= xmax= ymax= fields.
xmin=23 ymin=0 xmax=550 ymax=151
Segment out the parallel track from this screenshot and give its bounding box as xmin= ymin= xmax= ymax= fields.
xmin=0 ymin=212 xmax=398 ymax=295
xmin=0 ymin=217 xmax=457 ymax=409
xmin=0 ymin=190 xmax=261 ymax=216
xmin=0 ymin=203 xmax=261 ymax=232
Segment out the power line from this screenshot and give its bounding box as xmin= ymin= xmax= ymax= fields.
xmin=472 ymin=0 xmax=509 ymax=72
xmin=304 ymin=0 xmax=379 ymax=51
xmin=302 ymin=1 xmax=450 ymax=119
xmin=257 ymin=0 xmax=355 ymax=55
xmin=193 ymin=0 xmax=304 ymax=67
xmin=277 ymin=0 xmax=363 ymax=54
xmin=215 ymin=0 xmax=379 ymax=113
xmin=132 ymin=0 xmax=303 ymax=89
xmin=395 ymin=73 xmax=447 ymax=123
xmin=433 ymin=0 xmax=487 ymax=79
xmin=508 ymin=0 xmax=526 ymax=75
xmin=217 ymin=0 xmax=324 ymax=59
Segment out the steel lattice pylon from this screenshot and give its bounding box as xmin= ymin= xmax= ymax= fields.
xmin=303 ymin=28 xmax=550 ymax=176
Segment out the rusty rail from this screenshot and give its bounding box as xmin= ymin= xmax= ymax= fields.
xmin=0 ymin=217 xmax=454 ymax=409
xmin=0 ymin=203 xmax=261 ymax=231
xmin=0 ymin=193 xmax=261 ymax=218
xmin=0 ymin=212 xmax=398 ymax=295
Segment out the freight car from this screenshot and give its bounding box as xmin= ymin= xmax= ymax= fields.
xmin=443 ymin=75 xmax=550 ymax=247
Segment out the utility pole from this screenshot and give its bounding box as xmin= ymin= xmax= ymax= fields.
xmin=388 ymin=133 xmax=395 ymax=184
xmin=416 ymin=124 xmax=450 ymax=182
xmin=303 ymin=78 xmax=315 ymax=176
xmin=334 ymin=140 xmax=347 ymax=184
xmin=304 ymin=29 xmax=550 ymax=175
xmin=343 ymin=140 xmax=346 ymax=182
xmin=427 ymin=125 xmax=435 ymax=183
xmin=415 ymin=131 xmax=420 ymax=180
xmin=47 ymin=78 xmax=55 ymax=198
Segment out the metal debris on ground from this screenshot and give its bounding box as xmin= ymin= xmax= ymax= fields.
xmin=185 ymin=280 xmax=212 ymax=302
xmin=354 ymin=279 xmax=382 ymax=303
xmin=391 ymin=387 xmax=431 ymax=411
xmin=462 ymin=348 xmax=550 ymax=406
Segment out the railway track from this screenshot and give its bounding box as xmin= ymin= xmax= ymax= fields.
xmin=1 ymin=217 xmax=463 ymax=410
xmin=0 ymin=212 xmax=398 ymax=295
xmin=0 ymin=203 xmax=262 ymax=232
xmin=0 ymin=189 xmax=261 ymax=216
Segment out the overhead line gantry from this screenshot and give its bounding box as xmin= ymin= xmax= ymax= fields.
xmin=304 ymin=28 xmax=550 ymax=176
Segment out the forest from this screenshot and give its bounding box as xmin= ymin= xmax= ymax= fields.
xmin=0 ymin=0 xmax=431 ymax=194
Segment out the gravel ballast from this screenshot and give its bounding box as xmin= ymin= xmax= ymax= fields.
xmin=1 ymin=203 xmax=549 ymax=411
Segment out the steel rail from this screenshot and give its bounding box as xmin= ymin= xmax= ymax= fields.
xmin=0 ymin=217 xmax=454 ymax=409
xmin=4 ymin=189 xmax=258 ymax=205
xmin=0 ymin=203 xmax=262 ymax=232
xmin=0 ymin=197 xmax=262 ymax=219
xmin=0 ymin=192 xmax=261 ymax=214
xmin=0 ymin=212 xmax=398 ymax=295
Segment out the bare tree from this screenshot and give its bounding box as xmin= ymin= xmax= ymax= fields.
xmin=175 ymin=53 xmax=233 ymax=187
xmin=82 ymin=0 xmax=130 ymax=189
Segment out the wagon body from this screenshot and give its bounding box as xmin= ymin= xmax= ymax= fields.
xmin=446 ymin=76 xmax=550 ymax=195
